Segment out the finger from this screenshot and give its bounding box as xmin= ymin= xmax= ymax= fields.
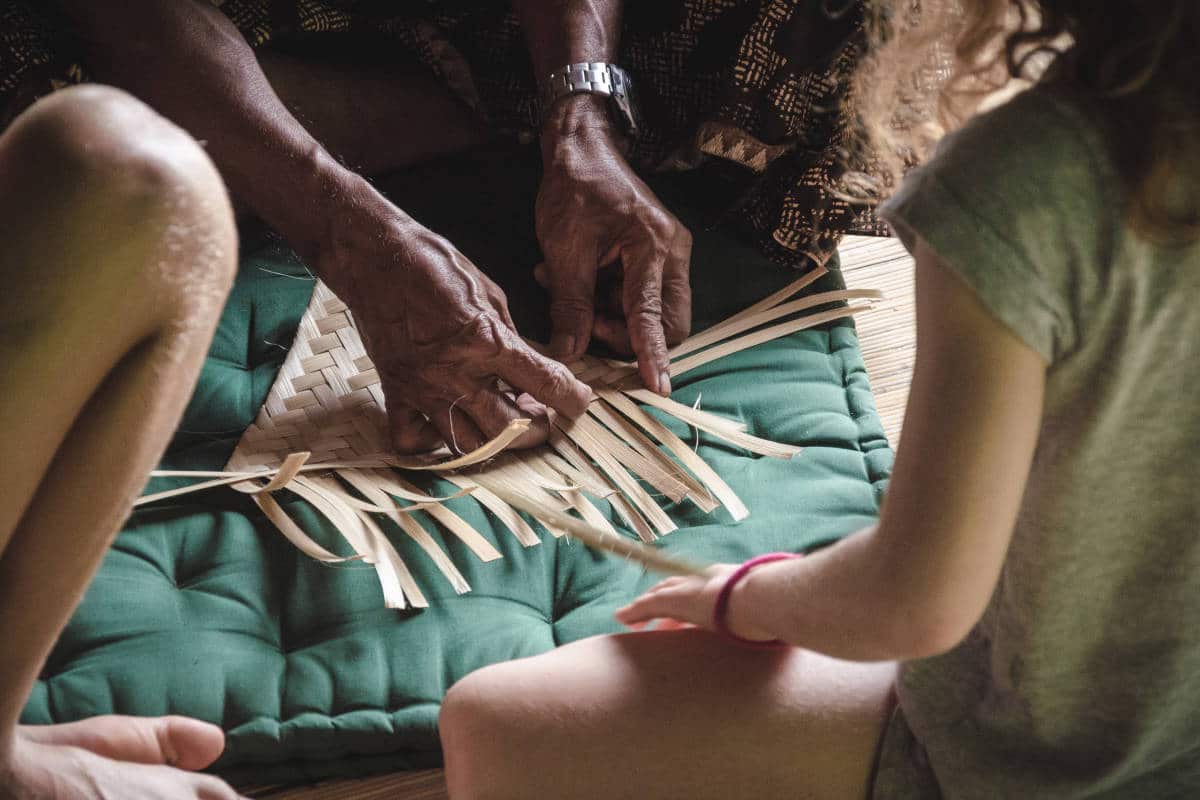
xmin=193 ymin=774 xmax=243 ymax=800
xmin=491 ymin=327 xmax=594 ymax=418
xmin=192 ymin=774 xmax=243 ymax=800
xmin=615 ymin=595 xmax=678 ymax=626
xmin=595 ymin=262 xmax=625 ymax=316
xmin=388 ymin=404 xmax=443 ymax=454
xmin=491 ymin=290 xmax=517 ymax=332
xmin=514 ymin=392 xmax=547 ymax=419
xmin=661 ymin=227 xmax=693 ymax=347
xmin=614 ymin=602 xmax=647 ymax=625
xmin=545 ymin=255 xmax=597 ymax=362
xmin=427 ymin=401 xmax=488 ymax=455
xmin=481 ymin=277 xmax=518 ymax=332
xmin=621 ymin=237 xmax=672 ymax=395
xmin=533 ymin=262 xmax=549 ymax=288
xmin=591 ymin=313 xmax=633 ymax=355
xmin=591 ymin=261 xmax=629 ymax=352
xmin=615 ymin=588 xmax=684 ymax=622
xmin=514 ymin=392 xmax=552 ymax=442
xmin=645 ymin=575 xmax=690 ymax=594
xmin=654 ymin=618 xmax=696 ymax=631
xmin=458 ymin=388 xmax=550 ymax=449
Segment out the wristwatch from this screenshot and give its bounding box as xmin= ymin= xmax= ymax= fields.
xmin=539 ymin=62 xmax=642 ymax=137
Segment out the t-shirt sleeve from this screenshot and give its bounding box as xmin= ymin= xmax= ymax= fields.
xmin=880 ymin=90 xmax=1118 ymax=363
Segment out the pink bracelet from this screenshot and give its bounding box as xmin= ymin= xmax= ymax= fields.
xmin=712 ymin=552 xmax=802 ymax=648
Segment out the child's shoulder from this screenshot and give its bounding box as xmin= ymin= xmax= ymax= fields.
xmin=881 ymin=86 xmax=1123 ymax=363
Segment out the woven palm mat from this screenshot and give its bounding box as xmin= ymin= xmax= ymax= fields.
xmin=236 ymin=236 xmax=909 ymax=800
xmin=143 ymin=266 xmax=880 ymax=607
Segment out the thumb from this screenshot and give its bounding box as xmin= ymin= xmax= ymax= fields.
xmin=387 ymin=404 xmax=442 ymax=454
xmin=546 ymin=259 xmax=597 ymax=362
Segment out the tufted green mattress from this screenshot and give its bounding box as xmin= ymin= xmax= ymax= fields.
xmin=21 ymin=145 xmax=893 ymax=785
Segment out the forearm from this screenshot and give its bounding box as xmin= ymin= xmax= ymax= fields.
xmin=514 ymin=0 xmax=621 ymax=76
xmin=56 ymin=0 xmax=386 ymax=268
xmin=725 ymin=245 xmax=1047 ymax=663
xmin=727 ymin=525 xmax=947 ymax=662
xmin=513 ymin=0 xmax=624 ymax=149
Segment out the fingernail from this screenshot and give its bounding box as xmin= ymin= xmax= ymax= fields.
xmin=658 ymin=370 xmax=672 ymax=396
xmin=516 ymin=393 xmax=547 ymax=416
xmin=555 ymin=335 xmax=578 ymax=359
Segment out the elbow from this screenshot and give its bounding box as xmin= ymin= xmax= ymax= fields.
xmin=886 ymin=592 xmax=981 ymax=661
xmin=868 ymin=540 xmax=990 ymax=660
xmin=902 ymin=614 xmax=973 ymax=660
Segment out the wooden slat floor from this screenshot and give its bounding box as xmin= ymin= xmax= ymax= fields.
xmin=246 ymin=235 xmax=917 ymax=800
xmin=248 ymin=770 xmax=449 ymax=799
xmin=839 ymin=235 xmax=917 ymax=447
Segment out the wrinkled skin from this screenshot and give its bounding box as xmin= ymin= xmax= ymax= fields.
xmin=536 ymin=119 xmax=693 ymax=396
xmin=315 ymin=103 xmax=695 ymax=455
xmin=55 ymin=0 xmax=694 ymax=457
xmin=318 ymin=193 xmax=594 ymax=454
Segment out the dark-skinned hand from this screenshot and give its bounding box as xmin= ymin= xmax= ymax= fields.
xmin=318 ymin=192 xmax=593 ymax=454
xmin=537 ymin=96 xmax=692 ymax=395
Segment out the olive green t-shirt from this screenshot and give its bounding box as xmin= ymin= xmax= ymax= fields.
xmin=875 ymin=88 xmax=1200 ymax=797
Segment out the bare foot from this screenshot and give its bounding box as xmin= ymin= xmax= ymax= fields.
xmin=2 ymin=716 xmax=242 ymax=799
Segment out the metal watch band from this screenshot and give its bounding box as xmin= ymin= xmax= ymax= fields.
xmin=538 ymin=62 xmax=641 ymax=136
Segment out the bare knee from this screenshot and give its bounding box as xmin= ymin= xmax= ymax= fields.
xmin=6 ymin=85 xmax=227 ymax=201
xmin=441 ymin=667 xmax=525 ymax=800
xmin=1 ymin=85 xmax=237 ymax=306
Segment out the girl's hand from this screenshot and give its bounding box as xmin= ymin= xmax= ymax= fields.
xmin=615 ymin=566 xmax=778 ymax=643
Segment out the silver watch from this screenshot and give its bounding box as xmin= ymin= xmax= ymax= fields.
xmin=539 ymin=62 xmax=642 ymax=137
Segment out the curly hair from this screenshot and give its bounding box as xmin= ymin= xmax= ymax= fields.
xmin=849 ymin=0 xmax=1200 ymax=242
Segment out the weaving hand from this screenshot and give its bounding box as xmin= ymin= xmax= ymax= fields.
xmin=536 ymin=96 xmax=693 ymax=396
xmin=319 ymin=204 xmax=593 ymax=454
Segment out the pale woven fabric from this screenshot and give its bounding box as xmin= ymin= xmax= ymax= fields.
xmin=228 ymin=284 xmax=389 ymax=472
xmin=180 ymin=274 xmax=878 ymax=608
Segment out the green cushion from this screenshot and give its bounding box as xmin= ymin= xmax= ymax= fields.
xmin=22 ymin=145 xmax=892 ymax=785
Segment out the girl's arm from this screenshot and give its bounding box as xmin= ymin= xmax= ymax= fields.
xmin=618 ymin=240 xmax=1047 ymax=661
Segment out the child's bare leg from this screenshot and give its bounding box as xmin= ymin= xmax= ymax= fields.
xmin=0 ymin=85 xmax=241 ymax=799
xmin=441 ymin=629 xmax=896 ymax=800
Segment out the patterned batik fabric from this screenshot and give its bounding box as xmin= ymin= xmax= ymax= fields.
xmin=0 ymin=0 xmax=884 ymax=268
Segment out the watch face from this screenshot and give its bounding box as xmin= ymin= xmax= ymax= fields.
xmin=610 ymin=69 xmax=642 ymax=137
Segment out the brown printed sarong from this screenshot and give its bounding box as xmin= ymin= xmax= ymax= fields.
xmin=0 ymin=0 xmax=883 ymax=268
